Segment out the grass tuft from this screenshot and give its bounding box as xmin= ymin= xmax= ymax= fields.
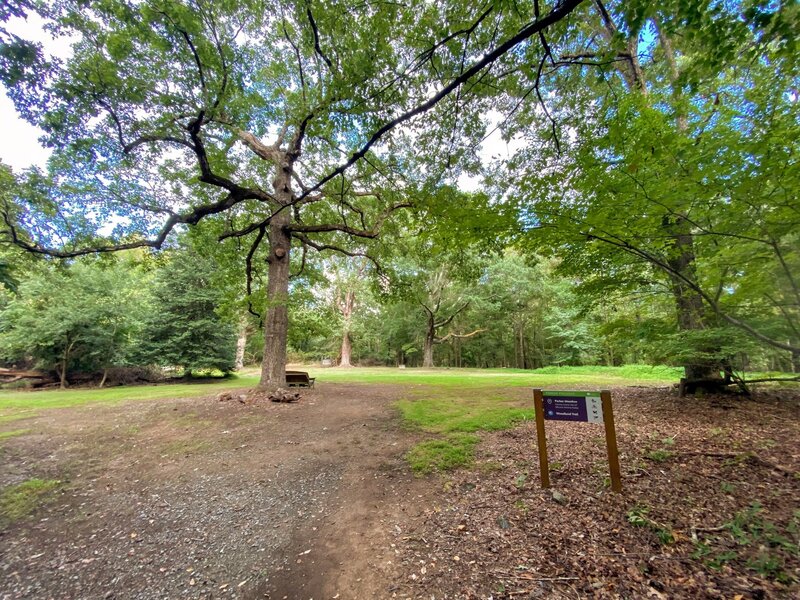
xmin=406 ymin=434 xmax=479 ymax=475
xmin=397 ymin=394 xmax=532 ymax=434
xmin=0 ymin=478 xmax=62 ymax=528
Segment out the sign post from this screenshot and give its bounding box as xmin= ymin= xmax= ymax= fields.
xmin=533 ymin=388 xmax=622 ymax=493
xmin=533 ymin=389 xmax=550 ymax=489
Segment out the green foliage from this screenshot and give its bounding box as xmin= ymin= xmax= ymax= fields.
xmin=626 ymin=504 xmax=674 ymax=545
xmin=645 ymin=449 xmax=674 ymax=462
xmin=0 ymin=255 xmax=147 ymax=380
xmin=136 ymin=249 xmax=237 ymax=373
xmin=405 ymin=433 xmax=479 ymax=475
xmin=692 ymin=503 xmax=799 ymax=584
xmin=0 ymin=478 xmax=61 ymax=528
xmin=499 ymin=2 xmax=800 ymax=377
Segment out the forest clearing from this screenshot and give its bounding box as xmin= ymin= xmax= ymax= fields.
xmin=1 ymin=0 xmax=799 ymax=598
xmin=1 ymin=368 xmax=798 ymax=599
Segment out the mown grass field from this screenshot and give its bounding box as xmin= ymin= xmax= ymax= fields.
xmin=0 ymin=365 xmax=680 ymax=417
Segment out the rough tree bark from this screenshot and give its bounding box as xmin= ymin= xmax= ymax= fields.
xmin=666 ymin=219 xmax=724 ymax=390
xmin=260 ymin=178 xmax=293 ymax=388
xmin=422 ymin=311 xmax=437 ymax=368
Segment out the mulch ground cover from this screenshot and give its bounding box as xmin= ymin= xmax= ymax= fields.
xmin=393 ymin=387 xmax=800 ymax=599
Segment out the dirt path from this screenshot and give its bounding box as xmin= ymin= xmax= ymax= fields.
xmin=0 ymin=383 xmax=430 ymax=599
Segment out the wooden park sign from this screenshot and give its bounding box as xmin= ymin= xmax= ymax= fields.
xmin=533 ymin=389 xmax=622 ymax=493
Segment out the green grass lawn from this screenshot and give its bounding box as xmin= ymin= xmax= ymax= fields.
xmin=299 ymin=364 xmax=681 ymax=476
xmin=0 ymin=365 xmax=678 ymax=418
xmin=303 ymin=364 xmax=683 ymax=388
xmin=0 ymin=374 xmax=260 ymax=423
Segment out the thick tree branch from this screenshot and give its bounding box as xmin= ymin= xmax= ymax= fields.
xmin=287 ymin=201 xmax=411 ymax=237
xmin=300 ymin=0 xmax=586 ymax=200
xmin=433 ymin=300 xmax=471 ymax=329
xmin=577 ymin=225 xmax=800 ymax=353
xmin=293 ymin=232 xmax=383 ymax=271
xmin=3 ymin=189 xmax=243 ymax=258
xmin=306 ymin=6 xmax=333 ymax=70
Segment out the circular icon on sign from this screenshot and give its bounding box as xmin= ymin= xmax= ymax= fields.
xmin=547 ymin=410 xmax=554 ymax=416
xmin=546 ymin=398 xmax=552 ymax=405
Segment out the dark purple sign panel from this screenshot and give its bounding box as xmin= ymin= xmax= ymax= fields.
xmin=542 ymin=392 xmax=603 ymax=423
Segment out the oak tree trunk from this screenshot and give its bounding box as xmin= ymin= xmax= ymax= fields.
xmin=339 ymin=330 xmax=353 ymax=367
xmin=259 ymin=208 xmax=291 ymax=389
xmin=338 ymin=289 xmax=355 ymax=367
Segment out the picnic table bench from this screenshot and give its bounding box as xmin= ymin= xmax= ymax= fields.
xmin=285 ymin=370 xmax=315 ymax=388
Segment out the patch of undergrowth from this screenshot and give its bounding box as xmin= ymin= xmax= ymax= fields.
xmin=626 ymin=504 xmax=675 ymax=545
xmin=0 ymin=478 xmax=62 ymax=528
xmin=396 ymin=394 xmax=532 ymax=433
xmin=644 ymin=435 xmax=677 ymax=462
xmin=645 ymin=449 xmax=675 ymax=462
xmin=692 ymin=503 xmax=800 ymax=584
xmin=406 ymin=434 xmax=479 ymax=475
xmin=398 ymin=391 xmax=531 ymax=476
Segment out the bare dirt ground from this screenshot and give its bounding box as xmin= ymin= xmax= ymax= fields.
xmin=1 ymin=383 xmax=798 ymax=600
xmin=0 ymin=383 xmax=432 ymax=600
xmin=395 ymin=388 xmax=800 ymax=600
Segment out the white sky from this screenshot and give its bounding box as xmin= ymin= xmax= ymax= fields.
xmin=0 ymin=90 xmax=49 ymax=171
xmin=0 ymin=12 xmax=75 ymax=172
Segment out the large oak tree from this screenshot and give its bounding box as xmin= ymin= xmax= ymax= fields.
xmin=1 ymin=0 xmax=584 ymax=388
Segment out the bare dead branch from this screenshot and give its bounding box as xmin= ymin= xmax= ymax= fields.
xmin=436 ymin=328 xmax=487 ymax=343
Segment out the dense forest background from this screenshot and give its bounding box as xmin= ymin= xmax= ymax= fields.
xmin=0 ymin=1 xmax=797 ymax=389
xmin=1 ymin=225 xmax=796 ymax=385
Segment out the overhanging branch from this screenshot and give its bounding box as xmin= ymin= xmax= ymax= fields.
xmin=299 ymin=0 xmax=586 ymax=200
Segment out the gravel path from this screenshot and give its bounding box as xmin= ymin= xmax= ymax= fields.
xmin=0 ymin=383 xmax=429 ymax=600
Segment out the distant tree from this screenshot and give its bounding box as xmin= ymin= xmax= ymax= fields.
xmin=137 ymin=249 xmax=237 ymax=374
xmin=0 ymin=257 xmax=145 ymax=387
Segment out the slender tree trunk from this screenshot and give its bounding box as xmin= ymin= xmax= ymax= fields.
xmin=423 ymin=314 xmax=435 ymax=368
xmin=338 ymin=289 xmax=355 ymax=367
xmin=235 ymin=318 xmax=248 ymax=370
xmin=260 ymin=208 xmax=291 ymax=389
xmin=339 ymin=330 xmax=353 ymax=367
xmin=99 ymin=368 xmax=108 ymax=388
xmin=57 ymin=363 xmax=66 ymax=389
xmin=59 ymin=339 xmax=75 ymax=389
xmin=59 ymin=360 xmax=68 ymax=389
